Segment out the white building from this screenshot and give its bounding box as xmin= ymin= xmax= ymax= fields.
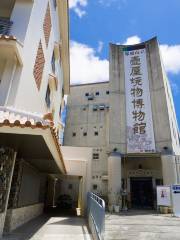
xmin=0 ymin=0 xmax=70 ymax=235
xmin=64 ymin=82 xmax=110 ymax=201
xmin=64 ymin=37 xmax=180 ymax=209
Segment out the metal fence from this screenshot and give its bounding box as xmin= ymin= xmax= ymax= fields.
xmin=0 ymin=18 xmax=13 ymax=35
xmin=87 ymin=192 xmax=105 ymax=240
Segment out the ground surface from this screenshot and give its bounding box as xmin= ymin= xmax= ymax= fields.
xmin=105 ymin=210 xmax=180 ymax=240
xmin=2 ymin=214 xmax=91 ymax=240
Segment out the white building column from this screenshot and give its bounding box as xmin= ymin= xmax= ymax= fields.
xmin=108 ymin=152 xmax=121 ymax=205
xmin=161 ymin=155 xmax=177 ymax=185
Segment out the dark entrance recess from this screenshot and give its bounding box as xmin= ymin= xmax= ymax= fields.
xmin=130 ymin=177 xmax=153 ymax=209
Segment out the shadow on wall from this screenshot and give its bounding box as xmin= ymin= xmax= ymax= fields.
xmin=3 ymin=215 xmax=49 ymax=240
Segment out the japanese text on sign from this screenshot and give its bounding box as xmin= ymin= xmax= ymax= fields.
xmin=124 ymin=48 xmax=156 ymax=153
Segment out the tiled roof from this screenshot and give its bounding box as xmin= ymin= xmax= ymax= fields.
xmin=0 ymin=106 xmax=66 ymax=173
xmin=0 ymin=35 xmax=17 ymax=41
xmin=0 ymin=106 xmax=52 ymax=129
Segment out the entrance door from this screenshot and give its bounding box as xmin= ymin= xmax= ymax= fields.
xmin=130 ymin=177 xmax=153 ymax=209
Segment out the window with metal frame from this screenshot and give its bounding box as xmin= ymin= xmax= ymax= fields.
xmin=45 ymin=85 xmax=51 ymax=108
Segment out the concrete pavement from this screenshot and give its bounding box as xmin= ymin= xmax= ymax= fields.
xmin=105 ymin=210 xmax=180 ymax=240
xmin=2 ymin=215 xmax=92 ymax=240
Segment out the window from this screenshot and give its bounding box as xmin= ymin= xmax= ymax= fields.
xmin=45 ymin=85 xmax=51 ymax=108
xmin=99 ymin=104 xmax=105 ymax=110
xmin=95 ymin=92 xmax=99 ymax=96
xmin=82 ymin=105 xmax=86 ymax=111
xmin=59 ymin=105 xmax=62 ymax=118
xmin=93 ymin=105 xmax=98 ymax=111
xmin=94 ymin=131 xmax=98 ymax=136
xmin=85 ymin=93 xmax=89 ymax=96
xmin=72 ymin=132 xmax=76 ymax=137
xmin=93 ymin=184 xmax=97 ymax=190
xmin=51 ymin=51 xmax=56 ymax=73
xmin=106 ymin=90 xmax=110 ymax=95
xmin=93 ymin=153 xmax=99 ymax=160
xmin=83 ymin=132 xmax=87 ymax=136
xmin=53 ymin=0 xmax=57 ymax=9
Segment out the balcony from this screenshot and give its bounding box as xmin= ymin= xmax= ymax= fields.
xmin=0 ymin=18 xmax=13 ymax=35
xmin=0 ymin=17 xmax=22 ymax=65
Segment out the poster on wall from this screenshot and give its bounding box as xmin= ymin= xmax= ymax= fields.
xmin=171 ymin=185 xmax=180 ymax=217
xmin=123 ymin=45 xmax=156 ymax=153
xmin=157 ymin=186 xmax=171 ymax=207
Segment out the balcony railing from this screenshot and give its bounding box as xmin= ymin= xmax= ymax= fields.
xmin=87 ymin=192 xmax=105 ymax=240
xmin=0 ymin=18 xmax=13 ymax=35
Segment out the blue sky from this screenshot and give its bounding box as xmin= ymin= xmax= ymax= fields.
xmin=69 ymin=0 xmax=180 ymax=126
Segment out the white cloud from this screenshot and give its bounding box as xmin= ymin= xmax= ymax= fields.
xmin=97 ymin=41 xmax=104 ymax=53
xmin=70 ymin=37 xmax=180 ymax=86
xmin=70 ymin=41 xmax=109 ymax=84
xmin=69 ymin=0 xmax=88 ymax=18
xmin=98 ymin=0 xmax=127 ymax=8
xmin=160 ymin=45 xmax=180 ymax=74
xmin=123 ymin=36 xmax=141 ymax=45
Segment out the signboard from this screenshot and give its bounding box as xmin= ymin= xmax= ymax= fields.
xmin=157 ymin=186 xmax=171 ymax=207
xmin=171 ymin=185 xmax=180 ymax=217
xmin=123 ymin=46 xmax=156 ymax=153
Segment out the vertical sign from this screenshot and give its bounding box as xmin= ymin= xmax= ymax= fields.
xmin=157 ymin=186 xmax=171 ymax=207
xmin=124 ymin=46 xmax=155 ymax=153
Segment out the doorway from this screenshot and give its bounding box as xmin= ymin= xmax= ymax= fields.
xmin=130 ymin=177 xmax=153 ymax=209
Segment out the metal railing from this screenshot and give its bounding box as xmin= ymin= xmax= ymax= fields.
xmin=87 ymin=192 xmax=105 ymax=240
xmin=0 ymin=18 xmax=13 ymax=35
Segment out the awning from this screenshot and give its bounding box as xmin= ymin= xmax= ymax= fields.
xmin=0 ymin=107 xmax=66 ymax=174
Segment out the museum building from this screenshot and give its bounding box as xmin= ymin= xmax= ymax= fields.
xmin=64 ymin=37 xmax=180 ymax=209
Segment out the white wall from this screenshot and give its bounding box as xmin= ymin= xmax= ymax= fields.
xmin=0 ymin=55 xmax=17 ymax=106
xmin=5 ymin=203 xmax=44 ymax=232
xmin=10 ymin=0 xmax=33 ymax=43
xmin=64 ymin=83 xmax=110 ymax=196
xmin=5 ymin=0 xmax=64 ymax=132
xmin=61 ymin=146 xmax=92 ymax=213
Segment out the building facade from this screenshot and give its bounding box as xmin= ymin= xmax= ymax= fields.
xmin=64 ymin=37 xmax=180 ymax=209
xmin=0 ymin=0 xmax=69 ymax=235
xmin=64 ymin=82 xmax=110 ymax=200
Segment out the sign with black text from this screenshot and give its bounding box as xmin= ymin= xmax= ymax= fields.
xmin=124 ymin=45 xmax=155 ymax=153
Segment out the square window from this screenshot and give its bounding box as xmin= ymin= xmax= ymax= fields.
xmin=94 ymin=131 xmax=98 ymax=136
xmin=83 ymin=132 xmax=87 ymax=136
xmin=93 ymin=153 xmax=99 ymax=159
xmin=95 ymin=92 xmax=99 ymax=96
xmin=106 ymin=90 xmax=110 ymax=95
xmin=99 ymin=105 xmax=105 ymax=110
xmin=85 ymin=93 xmax=89 ymax=96
xmin=72 ymin=132 xmax=76 ymax=137
xmin=93 ymin=184 xmax=97 ymax=190
xmin=93 ymin=105 xmax=98 ymax=111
